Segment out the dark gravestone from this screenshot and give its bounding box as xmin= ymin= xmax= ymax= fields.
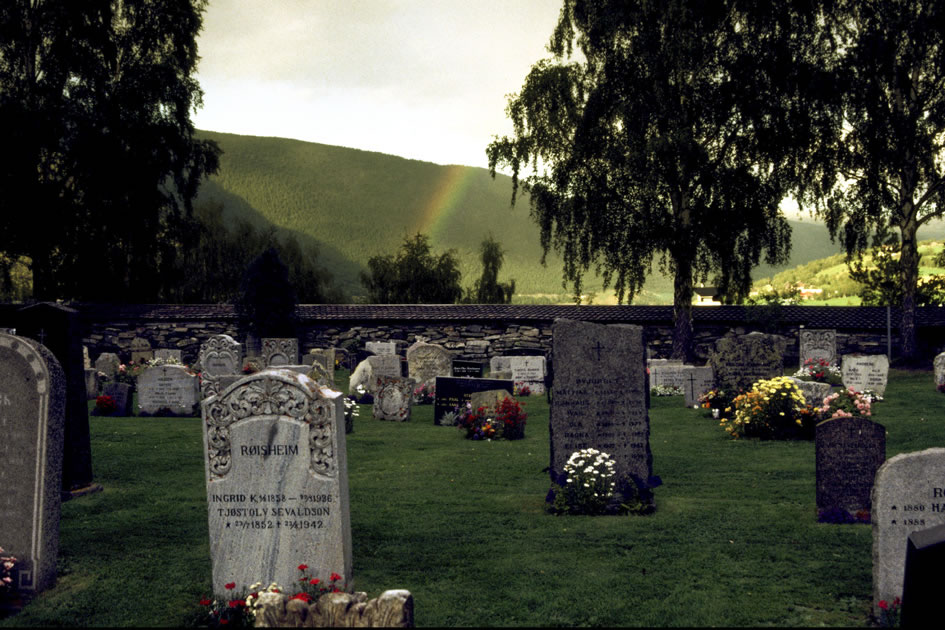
xmin=101 ymin=382 xmax=133 ymax=417
xmin=815 ymin=416 xmax=885 ymax=522
xmin=0 ymin=333 xmax=66 ymax=594
xmin=901 ymin=523 xmax=945 ymax=626
xmin=549 ymin=319 xmax=652 ymax=492
xmin=707 ymin=333 xmax=786 ymax=391
xmin=15 ymin=302 xmax=95 ymax=492
xmin=452 ymin=360 xmax=484 ymax=378
xmin=433 ymin=376 xmax=514 ymax=425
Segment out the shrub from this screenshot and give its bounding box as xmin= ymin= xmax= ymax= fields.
xmin=549 ymin=448 xmax=617 ymax=515
xmin=722 ymin=376 xmax=816 ymax=440
xmin=456 ymin=403 xmax=498 ymax=440
xmin=94 ymin=395 xmax=117 ymax=416
xmin=495 ymin=397 xmax=526 ymax=439
xmin=456 ymin=397 xmax=526 ymax=440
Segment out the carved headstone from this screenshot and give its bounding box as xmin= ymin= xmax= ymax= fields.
xmin=872 ymin=448 xmax=945 ymax=615
xmin=707 ymin=334 xmax=786 ymax=391
xmin=349 ymin=355 xmax=401 ymax=394
xmin=137 ymin=365 xmax=200 ymax=416
xmin=550 ymin=319 xmax=652 ymax=493
xmin=262 ymin=338 xmax=300 ymax=367
xmin=681 ymin=366 xmax=714 ymax=407
xmin=101 ymin=382 xmax=133 ymax=416
xmin=372 ymin=376 xmax=416 ymax=422
xmin=94 ymin=352 xmax=121 ymax=381
xmin=799 ymin=329 xmax=838 ymax=368
xmin=933 ymin=352 xmax=945 ymax=388
xmin=790 ymin=377 xmax=833 ymax=408
xmin=842 ymin=354 xmax=889 ymax=396
xmin=305 ymin=349 xmax=336 ymax=373
xmin=0 ymin=333 xmax=66 ymax=594
xmin=306 ymin=362 xmax=335 ymax=388
xmin=202 ymin=371 xmax=351 ymax=596
xmin=815 ymin=416 xmax=885 ymax=522
xmin=406 ymin=342 xmax=452 ymax=388
xmin=433 ymin=376 xmax=515 ymax=425
xmin=199 ymin=335 xmax=243 ymax=399
xmin=365 ymin=341 xmax=396 ymax=355
xmin=130 ymin=337 xmax=153 ymax=364
xmin=648 ymin=361 xmax=690 ymax=390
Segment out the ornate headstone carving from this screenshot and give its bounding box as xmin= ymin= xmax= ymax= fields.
xmin=199 ymin=335 xmax=242 ymax=399
xmin=799 ymin=329 xmax=838 ymax=368
xmin=261 ymin=338 xmax=299 ymax=367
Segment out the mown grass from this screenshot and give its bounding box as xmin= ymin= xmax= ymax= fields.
xmin=2 ymin=368 xmax=942 ymax=626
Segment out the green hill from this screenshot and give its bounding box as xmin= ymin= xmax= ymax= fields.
xmin=197 ymin=130 xmax=945 ymax=304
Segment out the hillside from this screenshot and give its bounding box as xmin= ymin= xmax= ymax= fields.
xmin=196 ymin=130 xmax=945 ymax=303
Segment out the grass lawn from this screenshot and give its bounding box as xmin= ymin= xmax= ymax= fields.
xmin=2 ymin=368 xmax=943 ymax=627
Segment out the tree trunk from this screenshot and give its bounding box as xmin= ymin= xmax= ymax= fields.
xmin=899 ymin=218 xmax=920 ymax=362
xmin=672 ymin=269 xmax=695 ymax=362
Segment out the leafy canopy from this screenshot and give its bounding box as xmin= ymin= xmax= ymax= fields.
xmin=360 ymin=232 xmax=463 ymax=304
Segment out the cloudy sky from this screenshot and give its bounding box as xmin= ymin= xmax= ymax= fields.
xmin=192 ymin=0 xmax=563 ymax=169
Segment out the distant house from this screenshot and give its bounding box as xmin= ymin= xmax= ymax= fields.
xmin=797 ymin=284 xmax=823 ymax=300
xmin=693 ymin=287 xmax=721 ymax=306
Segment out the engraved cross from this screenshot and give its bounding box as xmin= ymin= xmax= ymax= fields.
xmin=591 ymin=341 xmax=604 ymax=361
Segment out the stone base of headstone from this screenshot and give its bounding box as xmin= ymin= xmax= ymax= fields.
xmin=254 ymin=589 xmax=414 ymax=628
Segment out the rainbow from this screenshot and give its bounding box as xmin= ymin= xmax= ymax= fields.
xmin=415 ymin=165 xmax=476 ymax=241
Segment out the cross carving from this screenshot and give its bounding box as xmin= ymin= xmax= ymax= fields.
xmin=591 ymin=341 xmax=604 ymax=361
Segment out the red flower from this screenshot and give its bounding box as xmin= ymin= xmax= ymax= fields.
xmin=309 ymin=578 xmax=320 ymax=585
xmin=200 ymin=598 xmax=212 ymax=606
xmin=225 ymin=582 xmax=236 ymax=590
xmin=893 ymin=597 xmax=901 ymax=606
xmin=228 ymin=599 xmax=245 ymax=608
xmin=330 ymin=572 xmax=342 ymax=582
xmin=290 ymin=592 xmax=312 ymax=603
xmin=220 ymin=619 xmax=230 ymax=625
xmin=878 ymin=600 xmax=888 ymax=610
xmin=298 ymin=563 xmax=308 ymax=571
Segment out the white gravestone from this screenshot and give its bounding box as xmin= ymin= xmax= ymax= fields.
xmin=365 ymin=341 xmax=396 ymax=355
xmin=507 ymin=356 xmax=546 ymax=394
xmin=137 ymin=365 xmax=200 ymax=416
xmin=407 ymin=342 xmax=452 ymax=388
xmin=202 ymin=370 xmax=351 ymax=596
xmin=872 ymin=448 xmax=945 ymax=615
xmin=261 ymin=338 xmax=299 ymax=367
xmin=349 ymin=355 xmax=402 ymax=394
xmin=681 ymin=366 xmax=714 ymax=407
xmin=841 ymin=354 xmax=889 ymax=396
xmin=153 ymin=348 xmax=182 ymax=363
xmin=199 ymin=335 xmax=243 ymax=400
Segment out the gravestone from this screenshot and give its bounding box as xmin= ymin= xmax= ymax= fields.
xmin=507 ymin=356 xmax=547 ymax=394
xmin=707 ymin=333 xmax=786 ymax=391
xmin=349 ymin=355 xmax=401 ymax=394
xmin=130 ymin=337 xmax=153 ymax=364
xmin=305 ymin=348 xmax=336 ymax=373
xmin=648 ymin=361 xmax=689 ymax=390
xmin=799 ymin=328 xmax=838 ymax=368
xmin=101 ymin=382 xmax=133 ymax=416
xmin=682 ymin=366 xmax=714 ymax=407
xmin=901 ymin=523 xmax=945 ymax=626
xmin=549 ymin=319 xmax=652 ymax=492
xmin=433 ymin=376 xmax=515 ymax=425
xmin=815 ymin=416 xmax=885 ymax=522
xmin=469 ymin=389 xmax=514 ymax=413
xmin=84 ymin=368 xmax=99 ymax=399
xmin=137 ymin=365 xmax=200 ymax=416
xmin=83 ymin=345 xmax=91 ymax=369
xmin=872 ymin=447 xmax=945 ymax=614
xmin=153 ymin=348 xmax=182 ymax=363
xmin=202 ymin=370 xmax=351 ymax=596
xmin=489 ymin=356 xmax=512 ymax=375
xmin=15 ymin=302 xmax=95 ymax=493
xmin=306 ymin=362 xmax=335 ymax=388
xmin=407 ymin=342 xmax=452 ymax=388
xmin=790 ymin=377 xmax=833 ymax=407
xmin=261 ymin=338 xmax=299 ymax=367
xmin=199 ymin=335 xmax=243 ymax=400
xmin=0 ymin=333 xmax=66 ymax=594
xmin=365 ymin=341 xmax=396 ymax=355
xmin=933 ymin=352 xmax=945 ymax=388
xmin=94 ymin=352 xmax=121 ymax=380
xmin=452 ymin=359 xmax=484 ymax=378
xmin=842 ymin=354 xmax=889 ymax=396
xmin=373 ymin=376 xmax=416 ymax=422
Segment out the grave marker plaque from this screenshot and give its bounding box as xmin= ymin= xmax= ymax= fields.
xmin=842 ymin=354 xmax=889 ymax=396
xmin=816 ymin=417 xmax=885 ymax=521
xmin=137 ymin=365 xmax=200 ymax=416
xmin=452 ymin=359 xmax=484 ymax=378
xmin=202 ymin=371 xmax=351 ymax=596
xmin=0 ymin=333 xmax=66 ymax=594
xmin=549 ymin=319 xmax=652 ymax=488
xmin=433 ymin=376 xmax=514 ymax=425
xmin=871 ymin=447 xmax=945 ymax=614
xmin=261 ymin=338 xmax=299 ymax=367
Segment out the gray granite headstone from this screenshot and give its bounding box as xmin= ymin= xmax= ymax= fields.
xmin=550 ymin=319 xmax=652 ymax=490
xmin=0 ymin=333 xmax=66 ymax=594
xmin=365 ymin=341 xmax=396 ymax=355
xmin=407 ymin=342 xmax=452 ymax=388
xmin=489 ymin=356 xmax=512 ymax=374
xmin=137 ymin=365 xmax=199 ymax=416
xmin=101 ymin=382 xmax=132 ymax=416
xmin=681 ymin=366 xmax=714 ymax=407
xmin=372 ymin=376 xmax=416 ymax=422
xmin=469 ymin=389 xmax=514 ymax=412
xmin=934 ymin=352 xmax=945 ymax=389
xmin=130 ymin=337 xmax=153 ymax=364
xmin=153 ymin=348 xmax=182 ymax=363
xmin=707 ymin=334 xmax=786 ymax=391
xmin=306 ymin=362 xmax=335 ymax=388
xmin=83 ymin=345 xmax=91 ymax=369
xmin=816 ymin=416 xmax=885 ymax=521
xmin=349 ymin=355 xmax=401 ymax=394
xmin=94 ymin=352 xmax=121 ymax=380
xmin=790 ymin=377 xmax=834 ymax=408
xmin=872 ymin=448 xmax=945 ymax=615
xmin=507 ymin=356 xmax=546 ymax=394
xmin=261 ymin=338 xmax=299 ymax=367
xmin=304 ymin=349 xmax=336 ymax=373
xmin=199 ymin=334 xmax=243 ymax=399
xmin=648 ymin=361 xmax=690 ymax=390
xmin=84 ymin=368 xmax=99 ymax=399
xmin=841 ymin=354 xmax=889 ymax=396
xmin=202 ymin=370 xmax=351 ymax=596
xmin=799 ymin=329 xmax=838 ymax=368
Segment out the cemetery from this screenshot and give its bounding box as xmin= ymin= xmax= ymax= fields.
xmin=1 ymin=313 xmax=944 ymax=627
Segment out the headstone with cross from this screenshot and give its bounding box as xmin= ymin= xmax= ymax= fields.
xmin=549 ymin=319 xmax=653 ymax=498
xmin=681 ymin=366 xmax=714 ymax=407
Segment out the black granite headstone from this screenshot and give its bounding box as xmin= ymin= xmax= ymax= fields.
xmin=815 ymin=416 xmax=885 ymax=522
xmin=101 ymin=382 xmax=133 ymax=417
xmin=452 ymin=360 xmax=484 ymax=378
xmin=901 ymin=522 xmax=945 ymax=626
xmin=434 ymin=376 xmax=514 ymax=425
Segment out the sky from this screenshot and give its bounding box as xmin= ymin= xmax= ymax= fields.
xmin=192 ymin=0 xmax=563 ymax=170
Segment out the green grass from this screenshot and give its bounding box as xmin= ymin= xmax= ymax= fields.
xmin=3 ymin=368 xmax=942 ymax=626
